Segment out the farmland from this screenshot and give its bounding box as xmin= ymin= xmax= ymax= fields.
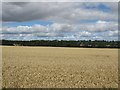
xmin=2 ymin=46 xmax=118 ymax=88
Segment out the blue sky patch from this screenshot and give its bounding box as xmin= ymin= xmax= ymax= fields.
xmin=84 ymin=3 xmax=111 ymax=12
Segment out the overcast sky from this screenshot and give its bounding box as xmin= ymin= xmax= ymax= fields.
xmin=1 ymin=2 xmax=118 ymax=41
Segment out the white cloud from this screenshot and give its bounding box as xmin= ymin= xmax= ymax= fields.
xmin=108 ymin=30 xmax=118 ymax=37
xmin=96 ymin=20 xmax=108 ymax=24
xmin=79 ymin=21 xmax=118 ymax=32
xmin=2 ymin=21 xmax=118 ymax=40
xmin=74 ymin=31 xmax=92 ymax=38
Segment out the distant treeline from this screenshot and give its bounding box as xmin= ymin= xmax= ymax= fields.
xmin=1 ymin=39 xmax=120 ymax=48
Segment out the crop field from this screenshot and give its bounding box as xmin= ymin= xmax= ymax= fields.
xmin=2 ymin=46 xmax=118 ymax=88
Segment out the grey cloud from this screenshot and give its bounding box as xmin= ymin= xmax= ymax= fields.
xmin=9 ymin=2 xmax=30 ymax=6
xmin=2 ymin=2 xmax=75 ymax=22
xmin=2 ymin=2 xmax=118 ymax=22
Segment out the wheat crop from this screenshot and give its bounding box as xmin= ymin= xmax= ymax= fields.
xmin=2 ymin=46 xmax=118 ymax=88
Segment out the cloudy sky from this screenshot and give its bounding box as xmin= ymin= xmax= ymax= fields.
xmin=1 ymin=2 xmax=118 ymax=40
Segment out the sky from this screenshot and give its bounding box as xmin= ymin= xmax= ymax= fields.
xmin=1 ymin=1 xmax=119 ymax=41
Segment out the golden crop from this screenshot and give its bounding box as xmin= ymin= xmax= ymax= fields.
xmin=2 ymin=46 xmax=118 ymax=88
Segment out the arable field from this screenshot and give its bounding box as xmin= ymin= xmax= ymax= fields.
xmin=2 ymin=46 xmax=118 ymax=88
